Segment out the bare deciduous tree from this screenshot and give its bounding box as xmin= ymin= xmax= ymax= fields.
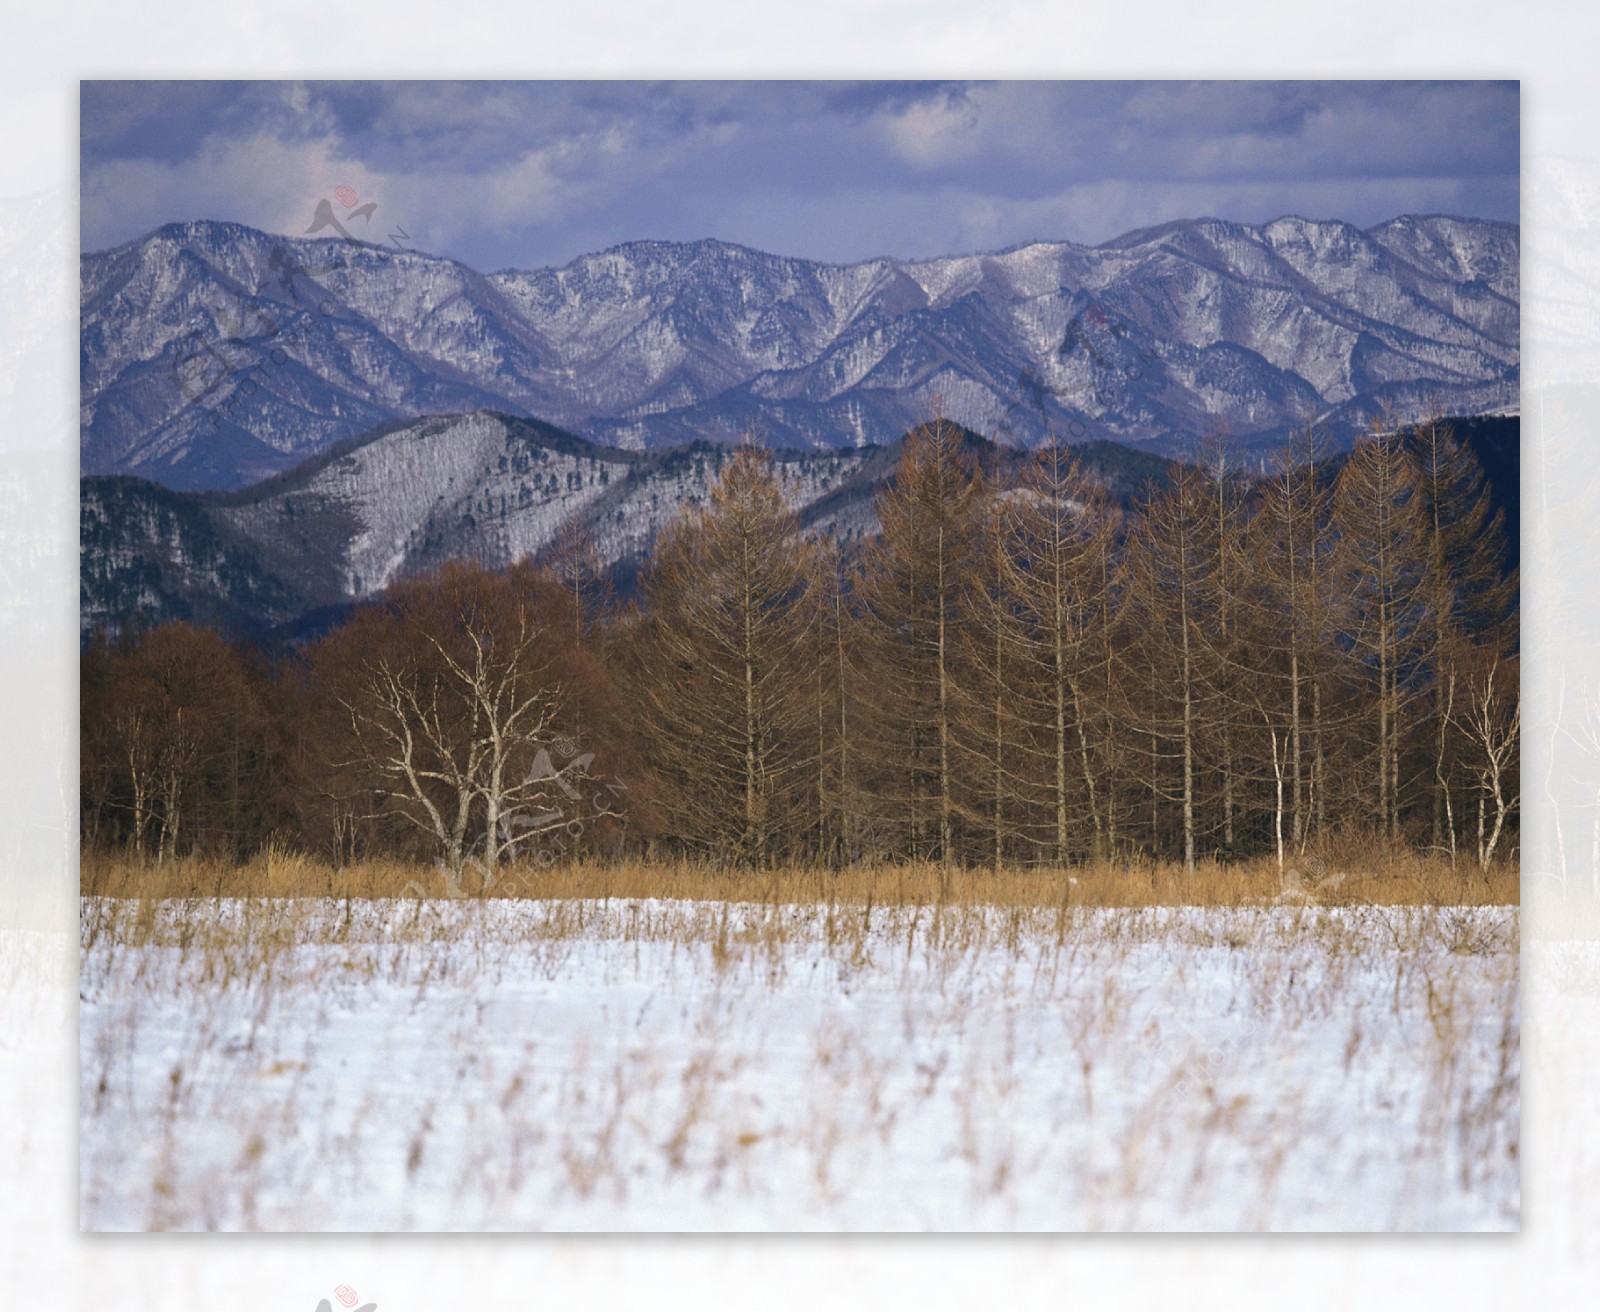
xmin=1244 ymin=422 xmax=1338 ymax=853
xmin=1331 ymin=428 xmax=1439 ymax=843
xmin=853 ymin=416 xmax=987 ymax=865
xmin=1120 ymin=464 xmax=1229 ymax=872
xmin=633 ymin=444 xmax=817 ymax=865
xmin=1449 ymin=650 xmax=1520 ymax=870
xmin=314 ymin=564 xmax=596 ymax=880
xmin=80 ymin=623 xmax=265 ymax=862
xmin=986 ymin=443 xmax=1117 ymax=865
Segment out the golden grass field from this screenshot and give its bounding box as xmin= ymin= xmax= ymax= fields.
xmin=80 ymin=844 xmax=1519 ymax=907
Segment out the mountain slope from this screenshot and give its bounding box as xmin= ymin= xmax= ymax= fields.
xmin=80 ymin=414 xmax=897 ymax=637
xmin=81 ymin=216 xmax=1519 ymax=490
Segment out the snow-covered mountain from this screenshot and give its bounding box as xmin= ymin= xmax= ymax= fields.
xmin=81 ymin=215 xmax=1519 ymax=490
xmin=80 ymin=413 xmax=899 ymax=637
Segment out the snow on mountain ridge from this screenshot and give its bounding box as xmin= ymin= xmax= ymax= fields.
xmin=201 ymin=412 xmax=882 ymax=614
xmin=82 ymin=215 xmax=1519 ymax=490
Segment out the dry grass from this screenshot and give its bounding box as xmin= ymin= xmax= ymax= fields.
xmin=77 ymin=891 xmax=1521 ymax=1230
xmin=80 ymin=844 xmax=1518 ymax=907
xmin=76 ymin=833 xmax=1522 ymax=1229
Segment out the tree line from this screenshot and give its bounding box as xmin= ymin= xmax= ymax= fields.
xmin=80 ymin=416 xmax=1519 ymax=877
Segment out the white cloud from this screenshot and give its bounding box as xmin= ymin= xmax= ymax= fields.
xmin=876 ymin=88 xmax=985 ymax=169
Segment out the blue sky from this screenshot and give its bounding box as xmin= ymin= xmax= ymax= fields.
xmin=79 ymin=80 xmax=1519 ymax=270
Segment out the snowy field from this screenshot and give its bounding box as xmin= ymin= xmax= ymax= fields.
xmin=78 ymin=896 xmax=1520 ymax=1231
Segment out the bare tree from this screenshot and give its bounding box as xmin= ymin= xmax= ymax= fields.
xmin=1244 ymin=423 xmax=1338 ymax=853
xmin=1120 ymin=464 xmax=1228 ymax=872
xmin=540 ymin=516 xmax=613 ymax=645
xmin=314 ymin=564 xmax=595 ymax=880
xmin=986 ymin=443 xmax=1117 ymax=865
xmin=800 ymin=536 xmax=859 ymax=866
xmin=1412 ymin=413 xmax=1518 ymax=651
xmin=631 ymin=444 xmax=817 ymax=865
xmin=1450 ymin=650 xmax=1520 ymax=870
xmin=1330 ymin=428 xmax=1439 ymax=843
xmin=1194 ymin=432 xmax=1253 ymax=855
xmin=1412 ymin=413 xmax=1518 ymax=852
xmin=852 ymin=416 xmax=986 ymax=864
xmin=80 ymin=623 xmax=265 ymax=862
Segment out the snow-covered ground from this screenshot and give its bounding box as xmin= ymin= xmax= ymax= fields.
xmin=77 ymin=897 xmax=1519 ymax=1232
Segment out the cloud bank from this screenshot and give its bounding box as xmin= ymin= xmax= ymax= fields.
xmin=80 ymin=80 xmax=1519 ymax=269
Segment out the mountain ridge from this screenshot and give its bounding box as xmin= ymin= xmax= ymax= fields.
xmin=81 ymin=214 xmax=1519 ymax=491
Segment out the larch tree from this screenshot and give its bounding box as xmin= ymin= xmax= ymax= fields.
xmin=987 ymin=443 xmax=1117 ymax=865
xmin=1410 ymin=413 xmax=1518 ymax=852
xmin=540 ymin=515 xmax=614 ymax=647
xmin=632 ymin=444 xmax=817 ymax=866
xmin=1243 ymin=423 xmax=1338 ymax=855
xmin=799 ymin=535 xmax=859 ymax=866
xmin=852 ymin=416 xmax=987 ymax=865
xmin=1193 ymin=432 xmax=1253 ymax=855
xmin=956 ymin=499 xmax=1020 ymax=870
xmin=1119 ymin=463 xmax=1227 ymax=872
xmin=1330 ymin=429 xmax=1439 ymax=843
xmin=1411 ymin=414 xmax=1517 ymax=652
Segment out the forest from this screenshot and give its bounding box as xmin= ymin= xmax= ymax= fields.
xmin=79 ymin=415 xmax=1519 ymax=883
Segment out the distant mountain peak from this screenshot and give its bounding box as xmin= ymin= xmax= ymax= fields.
xmin=82 ymin=214 xmax=1518 ymax=491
